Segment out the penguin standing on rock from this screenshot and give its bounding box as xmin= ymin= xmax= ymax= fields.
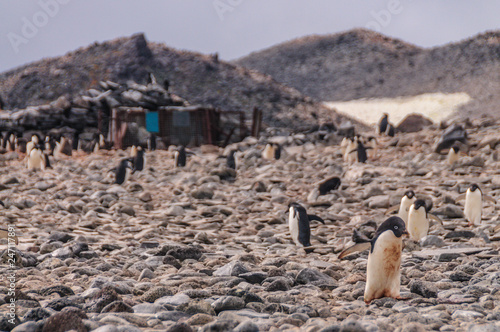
xmin=132 ymin=146 xmax=145 ymax=172
xmin=447 ymin=145 xmax=463 ymax=165
xmin=262 ymin=143 xmax=275 ymax=160
xmin=378 ymin=113 xmax=389 ymax=135
xmin=288 ymin=202 xmax=325 ymax=252
xmin=175 ymin=146 xmax=187 ymax=167
xmin=407 ymin=199 xmax=443 ymax=241
xmin=339 ymin=216 xmax=408 ymax=304
xmin=457 ymin=184 xmax=496 ymax=226
xmin=27 ymin=144 xmax=45 ymax=171
xmin=226 ymin=150 xmax=237 ymax=170
xmin=115 ymin=159 xmax=133 ymax=185
xmin=386 ymin=190 xmax=416 ymax=227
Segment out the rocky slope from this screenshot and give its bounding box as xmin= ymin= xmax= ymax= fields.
xmin=235 ymin=29 xmax=500 ymax=119
xmin=0 ymin=34 xmax=346 ymax=130
xmin=0 ymin=117 xmax=500 ymax=331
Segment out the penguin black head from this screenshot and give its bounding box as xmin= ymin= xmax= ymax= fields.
xmin=404 ymin=190 xmax=415 ymax=199
xmin=373 ymin=216 xmax=408 ymax=244
xmin=451 ymin=145 xmax=460 ymax=153
xmin=382 ymin=113 xmax=389 ymax=119
xmin=413 ymin=199 xmax=427 ymax=211
xmin=469 ymin=184 xmax=480 ymax=192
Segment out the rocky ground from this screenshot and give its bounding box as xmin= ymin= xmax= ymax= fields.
xmin=0 ymin=118 xmax=500 ymax=332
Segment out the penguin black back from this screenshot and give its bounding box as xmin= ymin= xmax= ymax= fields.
xmin=133 ymin=147 xmax=145 ymax=171
xmin=378 ymin=113 xmax=388 ymax=134
xmin=227 ymin=150 xmax=236 ymax=170
xmin=357 ymin=141 xmax=368 ymax=163
xmin=274 ymin=144 xmax=281 ymax=160
xmin=115 ymin=159 xmax=132 ymax=185
xmin=149 ymin=133 xmax=157 ymax=151
xmin=176 ymin=146 xmax=187 ymax=167
xmin=318 ymin=176 xmax=341 ymax=195
xmin=371 ymin=216 xmax=407 ymax=253
xmin=385 ymin=124 xmax=395 ymax=137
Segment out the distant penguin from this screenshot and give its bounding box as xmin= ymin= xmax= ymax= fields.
xmin=345 ymin=137 xmax=358 ymax=163
xmin=43 ymin=153 xmax=52 ymax=169
xmin=27 ymin=144 xmax=45 ymax=170
xmin=378 ymin=113 xmax=389 ymax=135
xmin=44 ymin=135 xmax=56 ymax=155
xmin=447 ymin=145 xmax=461 ymax=165
xmin=367 ymin=136 xmax=378 ymax=160
xmin=339 ymin=216 xmax=408 ymax=304
xmin=341 ymin=137 xmax=351 ymax=155
xmin=72 ymin=131 xmax=80 ymax=151
xmin=175 ymin=146 xmax=187 ymax=167
xmin=227 ymin=150 xmax=237 ymax=170
xmin=354 ymin=140 xmax=369 ymax=163
xmin=408 ymin=200 xmax=428 ymax=241
xmin=262 ymin=144 xmax=275 ymax=160
xmin=457 ymin=184 xmax=495 ymax=226
xmin=274 ymin=143 xmax=281 ymax=160
xmin=26 ymin=135 xmax=38 ymax=156
xmin=385 ymin=123 xmax=395 ymax=137
xmin=148 ymin=133 xmax=157 ymax=151
xmin=54 ymin=136 xmax=72 ymax=158
xmin=288 ymin=202 xmax=325 ymax=251
xmin=115 ymin=159 xmax=133 ymax=185
xmin=386 ymin=190 xmax=416 ymax=227
xmin=130 ymin=145 xmax=138 ymax=158
xmin=318 ymin=176 xmax=341 ymax=195
xmin=132 ymin=146 xmax=145 ymax=172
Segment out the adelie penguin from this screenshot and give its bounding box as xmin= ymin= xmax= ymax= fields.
xmin=378 ymin=113 xmax=389 ymax=135
xmin=456 ymin=184 xmax=496 ymax=226
xmin=288 ymin=202 xmax=325 ymax=253
xmin=339 ymin=216 xmax=408 ymax=304
xmin=407 ymin=199 xmax=442 ymax=241
xmin=27 ymin=144 xmax=46 ymax=171
xmin=132 ymin=146 xmax=145 ymax=172
xmin=386 ymin=190 xmax=416 ymax=226
xmin=148 ymin=133 xmax=157 ymax=151
xmin=262 ymin=143 xmax=282 ymax=160
xmin=175 ymin=146 xmax=187 ymax=167
xmin=115 ymin=159 xmax=133 ymax=185
xmin=226 ymin=150 xmax=237 ymax=170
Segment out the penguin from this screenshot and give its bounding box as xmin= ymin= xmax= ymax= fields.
xmin=274 ymin=143 xmax=281 ymax=160
xmin=353 ymin=140 xmax=369 ymax=163
xmin=367 ymin=136 xmax=378 ymax=160
xmin=43 ymin=153 xmax=52 ymax=169
xmin=318 ymin=176 xmax=341 ymax=195
xmin=27 ymin=144 xmax=45 ymax=170
xmin=288 ymin=202 xmax=325 ymax=252
xmin=447 ymin=145 xmax=461 ymax=165
xmin=407 ymin=200 xmax=429 ymax=241
xmin=340 ymin=137 xmax=351 ymax=156
xmin=339 ymin=216 xmax=408 ymax=304
xmin=174 ymin=146 xmax=187 ymax=167
xmin=148 ymin=133 xmax=157 ymax=151
xmin=457 ymin=184 xmax=496 ymax=226
xmin=132 ymin=146 xmax=145 ymax=172
xmin=262 ymin=143 xmax=275 ymax=160
xmin=378 ymin=113 xmax=389 ymax=135
xmin=227 ymin=150 xmax=237 ymax=170
xmin=385 ymin=123 xmax=395 ymax=137
xmin=386 ymin=190 xmax=417 ymax=227
xmin=115 ymin=159 xmax=133 ymax=185
xmin=26 ymin=134 xmax=40 ymax=156
xmin=72 ymin=131 xmax=80 ymax=151
xmin=130 ymin=145 xmax=138 ymax=158
xmin=44 ymin=135 xmax=56 ymax=155
xmin=344 ymin=137 xmax=358 ymax=163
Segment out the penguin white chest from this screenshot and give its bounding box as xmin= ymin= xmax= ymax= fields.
xmin=398 ymin=196 xmax=415 ymax=226
xmin=262 ymin=145 xmax=274 ymax=160
xmin=174 ymin=151 xmax=179 ymax=166
xmin=365 ymin=231 xmax=402 ymax=303
xmin=28 ymin=149 xmax=44 ymax=170
xmin=408 ymin=207 xmax=428 ymax=241
xmin=447 ymin=149 xmax=459 ymax=164
xmin=288 ymin=208 xmax=300 ymax=246
xmin=464 ymin=190 xmax=482 ymax=226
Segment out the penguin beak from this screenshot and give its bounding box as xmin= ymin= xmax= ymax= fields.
xmin=402 ymin=229 xmax=409 ymax=237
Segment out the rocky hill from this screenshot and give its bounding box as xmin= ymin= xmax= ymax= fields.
xmin=0 ymin=34 xmax=349 ymax=131
xmin=235 ymin=29 xmax=500 ymax=119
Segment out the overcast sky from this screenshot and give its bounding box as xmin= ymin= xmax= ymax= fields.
xmin=1 ymin=0 xmax=499 ymax=73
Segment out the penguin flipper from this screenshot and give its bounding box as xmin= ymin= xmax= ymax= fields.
xmin=456 ymin=194 xmax=466 ymax=201
xmin=385 ymin=205 xmax=399 ymax=215
xmin=352 ymin=229 xmax=371 ymax=243
xmin=338 ymin=242 xmax=371 ymax=259
xmin=308 ymin=215 xmax=325 ymax=224
xmin=484 ymin=195 xmax=496 ymax=204
xmin=428 ymin=213 xmax=443 ymax=225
